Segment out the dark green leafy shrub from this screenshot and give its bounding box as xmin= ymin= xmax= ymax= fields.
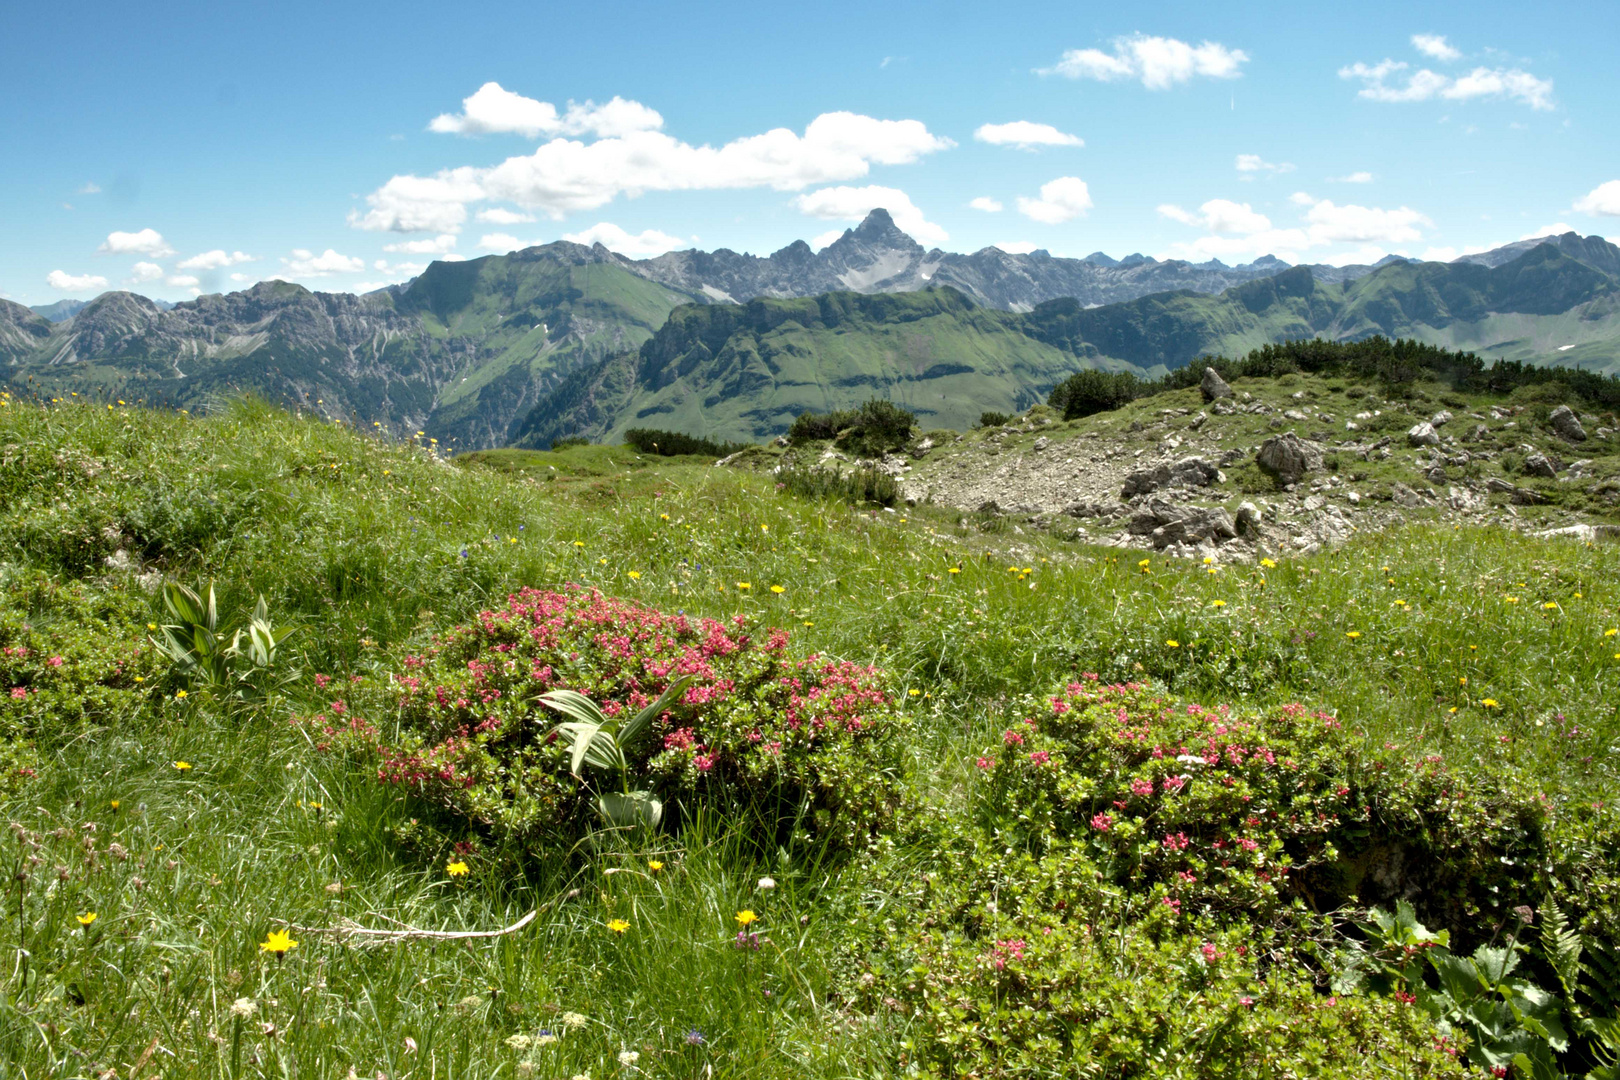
xmin=549 ymin=435 xmax=589 ymax=450
xmin=0 ymin=573 xmax=160 ymax=786
xmin=622 ymin=428 xmax=747 ymax=458
xmin=314 ymin=586 xmax=907 ymax=859
xmin=849 ymin=677 xmax=1620 ymax=1077
xmin=1047 ymin=369 xmax=1143 ymax=419
xmin=977 ymin=411 xmax=1010 ymax=428
xmin=789 ymin=399 xmax=915 ymax=458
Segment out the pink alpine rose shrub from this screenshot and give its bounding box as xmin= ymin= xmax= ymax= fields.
xmin=311 ymin=586 xmax=906 ymax=856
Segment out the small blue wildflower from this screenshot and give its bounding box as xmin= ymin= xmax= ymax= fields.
xmin=684 ymin=1029 xmax=705 ymax=1045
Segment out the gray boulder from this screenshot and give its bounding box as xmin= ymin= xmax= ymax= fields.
xmin=1522 ymin=452 xmax=1558 ymax=479
xmin=1549 ymin=405 xmax=1587 ymax=442
xmin=1255 ymin=432 xmax=1323 ymax=484
xmin=1127 ymin=499 xmax=1238 ymax=549
xmin=1407 ymin=422 xmax=1441 ymax=447
xmin=1120 ymin=455 xmax=1221 ymax=498
xmin=1200 ymin=367 xmax=1234 ymax=402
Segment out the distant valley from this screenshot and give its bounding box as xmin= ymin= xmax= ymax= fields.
xmin=5 ymin=211 xmax=1619 ymax=449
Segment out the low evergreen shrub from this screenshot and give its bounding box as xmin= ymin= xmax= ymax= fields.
xmin=311 ymin=586 xmax=908 ymax=860
xmin=622 ymin=428 xmax=747 ymax=458
xmin=851 ymin=677 xmax=1620 ymax=1076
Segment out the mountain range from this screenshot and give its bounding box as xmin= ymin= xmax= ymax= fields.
xmin=5 ymin=211 xmax=1618 ymax=448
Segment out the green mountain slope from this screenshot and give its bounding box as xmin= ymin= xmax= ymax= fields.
xmin=2 ymin=244 xmax=695 ymax=449
xmin=520 ymin=249 xmax=1620 ymax=445
xmin=513 ymin=288 xmax=1141 ymax=446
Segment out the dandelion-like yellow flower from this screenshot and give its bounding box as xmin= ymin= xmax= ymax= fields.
xmin=647 ymin=860 xmax=664 ymax=872
xmin=735 ymin=910 xmax=759 ymax=927
xmin=1345 ymin=631 xmax=1361 ymax=639
xmin=173 ymin=761 xmax=192 ymax=771
xmin=574 ymin=541 xmax=585 ymax=548
xmin=1482 ymin=699 xmax=1500 ymax=708
xmin=259 ymin=929 xmax=298 ymax=955
xmin=1544 ymin=602 xmax=1559 ymax=610
xmin=1260 ymin=558 xmax=1277 ymax=569
xmin=77 ymin=912 xmax=97 ymax=927
xmin=1504 ymin=596 xmax=1519 ymax=604
xmin=606 ymin=918 xmax=631 ymax=935
xmin=948 ymin=567 xmax=961 ymax=574
xmin=1137 ymin=559 xmax=1151 ymax=568
xmin=1165 ymin=640 xmax=1180 ymax=648
xmin=174 ymin=690 xmax=188 ymax=700
xmin=770 ymin=585 xmax=785 ymax=594
xmin=660 ymin=513 xmax=670 ymax=521
xmin=736 ymin=582 xmax=751 ymax=590
xmin=908 ymin=689 xmax=921 ymax=696
xmin=447 ymin=860 xmax=470 ymax=877
xmin=1605 ymin=628 xmax=1618 ymax=637
xmin=1211 ymin=600 xmax=1226 ymax=608
xmin=628 ymin=571 xmax=641 ymax=580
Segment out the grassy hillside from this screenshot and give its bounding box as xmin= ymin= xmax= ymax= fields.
xmin=524 ymin=251 xmax=1620 ymax=446
xmin=1 ymin=391 xmax=1618 ymax=1076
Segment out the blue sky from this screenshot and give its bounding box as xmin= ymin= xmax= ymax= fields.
xmin=5 ymin=0 xmax=1618 ymax=305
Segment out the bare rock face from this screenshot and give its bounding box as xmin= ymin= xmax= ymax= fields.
xmin=1255 ymin=432 xmax=1323 ymax=484
xmin=1549 ymin=404 xmax=1587 ymax=442
xmin=1522 ymin=451 xmax=1559 ymax=479
xmin=1120 ymin=455 xmax=1220 ymax=498
xmin=1200 ymin=367 xmax=1233 ymax=402
xmin=1407 ymin=422 xmax=1441 ymax=447
xmin=1127 ymin=499 xmax=1238 ymax=549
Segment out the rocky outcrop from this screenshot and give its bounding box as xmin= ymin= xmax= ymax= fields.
xmin=1127 ymin=499 xmax=1238 ymax=549
xmin=1407 ymin=422 xmax=1441 ymax=447
xmin=1120 ymin=456 xmax=1220 ymax=498
xmin=1255 ymin=432 xmax=1323 ymax=484
xmin=1200 ymin=367 xmax=1233 ymax=402
xmin=1549 ymin=405 xmax=1587 ymax=442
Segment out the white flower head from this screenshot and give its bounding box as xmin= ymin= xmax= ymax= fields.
xmin=561 ymin=1011 xmax=588 ymax=1029
xmin=506 ymin=1035 xmax=533 ymax=1050
xmin=230 ymin=997 xmax=257 ymax=1018
xmin=618 ymin=1050 xmax=641 ymax=1066
xmin=757 ymin=876 xmax=776 ymax=890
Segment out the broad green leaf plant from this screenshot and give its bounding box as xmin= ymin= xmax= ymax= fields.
xmin=540 ymin=675 xmax=694 ymax=830
xmin=149 ymin=581 xmax=299 ymax=712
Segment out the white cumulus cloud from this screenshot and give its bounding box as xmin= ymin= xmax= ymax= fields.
xmin=1574 ymin=180 xmax=1620 ymax=216
xmin=1411 ymin=34 xmax=1461 ymax=62
xmin=1521 ymin=223 xmax=1575 ymax=239
xmin=353 ymin=109 xmax=953 ymax=230
xmin=992 ymin=241 xmax=1039 ymax=255
xmin=1332 ymin=171 xmax=1375 ymax=183
xmin=428 ymin=83 xmax=665 ymax=139
xmin=1235 ymin=154 xmax=1295 ymax=176
xmin=176 ymin=249 xmax=255 ymax=271
xmin=1340 ymin=58 xmax=1553 ymax=110
xmin=476 ymin=233 xmax=527 ymax=252
xmin=279 ymin=249 xmax=365 ymax=277
xmin=969 ymin=196 xmax=1004 ymax=212
xmin=1158 ymin=194 xmax=1432 ymax=263
xmin=1041 ymin=35 xmax=1248 ymax=89
xmin=99 ymin=228 xmax=174 ymax=257
xmin=1016 ymin=177 xmax=1093 ymax=224
xmin=561 ymin=222 xmax=695 ymax=257
xmin=166 ymin=274 xmax=200 ymax=288
xmin=974 ymin=121 xmax=1083 ymax=150
xmin=475 ymin=207 xmax=536 ymax=225
xmin=792 ymin=184 xmax=949 ymax=245
xmin=129 ymin=262 xmax=165 ymax=282
xmin=382 ymin=234 xmax=458 ymax=255
xmin=47 ymin=270 xmax=108 ymax=292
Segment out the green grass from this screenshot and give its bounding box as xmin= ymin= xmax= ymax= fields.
xmin=1 ymin=394 xmax=1617 ymax=1076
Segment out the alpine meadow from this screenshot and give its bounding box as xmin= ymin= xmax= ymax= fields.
xmin=6 ymin=3 xmax=1620 ymax=1077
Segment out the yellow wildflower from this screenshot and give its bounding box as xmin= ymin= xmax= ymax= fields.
xmin=1165 ymin=640 xmax=1180 ymax=648
xmin=735 ymin=910 xmax=759 ymax=927
xmin=173 ymin=761 xmax=192 ymax=771
xmin=736 ymin=582 xmax=751 ymax=590
xmin=447 ymin=860 xmax=470 ymax=877
xmin=77 ymin=912 xmax=97 ymax=927
xmin=606 ymin=918 xmax=630 ymax=935
xmin=1482 ymin=699 xmax=1499 ymax=708
xmin=174 ymin=690 xmax=188 ymax=700
xmin=260 ymin=929 xmax=298 ymax=955
xmin=647 ymin=860 xmax=664 ymax=872
xmin=770 ymin=585 xmax=785 ymax=594
xmin=1345 ymin=631 xmax=1361 ymax=639
xmin=1260 ymin=558 xmax=1277 ymax=568
xmin=627 ymin=571 xmax=641 ymax=580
